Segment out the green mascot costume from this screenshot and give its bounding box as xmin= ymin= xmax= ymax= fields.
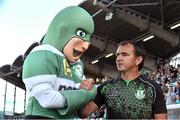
xmin=22 ymin=6 xmax=96 ymax=119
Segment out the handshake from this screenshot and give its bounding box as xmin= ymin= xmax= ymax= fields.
xmin=80 ymin=79 xmax=95 ymax=91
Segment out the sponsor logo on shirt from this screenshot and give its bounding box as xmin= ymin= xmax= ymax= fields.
xmin=63 ymin=59 xmax=72 ymax=77
xmin=58 ymin=85 xmax=77 ymax=90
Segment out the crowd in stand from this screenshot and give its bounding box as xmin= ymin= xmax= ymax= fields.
xmin=148 ymin=64 xmax=180 ymax=105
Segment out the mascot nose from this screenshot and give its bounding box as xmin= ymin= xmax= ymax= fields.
xmin=82 ymin=42 xmax=90 ymax=50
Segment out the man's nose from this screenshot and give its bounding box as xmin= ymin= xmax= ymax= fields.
xmin=116 ymin=55 xmax=122 ymax=61
xmin=82 ymin=42 xmax=90 ymax=50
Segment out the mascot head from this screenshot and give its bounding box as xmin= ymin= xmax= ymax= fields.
xmin=42 ymin=6 xmax=94 ymax=63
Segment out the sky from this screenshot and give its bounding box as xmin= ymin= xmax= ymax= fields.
xmin=0 ymin=0 xmax=84 ymax=113
xmin=0 ymin=0 xmax=84 ymax=67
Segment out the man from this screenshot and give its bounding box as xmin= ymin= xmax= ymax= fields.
xmin=22 ymin=6 xmax=96 ymax=119
xmin=79 ymin=40 xmax=167 ymax=119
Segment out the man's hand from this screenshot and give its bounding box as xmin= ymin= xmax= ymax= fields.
xmin=80 ymin=79 xmax=95 ymax=91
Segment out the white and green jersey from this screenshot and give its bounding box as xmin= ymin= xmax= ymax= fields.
xmin=23 ymin=44 xmax=85 ymax=119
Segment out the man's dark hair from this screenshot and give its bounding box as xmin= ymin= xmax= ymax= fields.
xmin=118 ymin=40 xmax=146 ymax=70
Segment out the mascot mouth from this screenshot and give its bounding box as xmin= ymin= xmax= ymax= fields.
xmin=73 ymin=49 xmax=82 ymax=57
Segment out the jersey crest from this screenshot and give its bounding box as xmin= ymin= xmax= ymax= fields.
xmin=135 ymin=89 xmax=145 ymax=99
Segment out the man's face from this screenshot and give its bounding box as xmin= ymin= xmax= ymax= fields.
xmin=176 ymin=82 xmax=180 ymax=88
xmin=63 ymin=37 xmax=90 ymax=63
xmin=116 ymin=43 xmax=142 ymax=72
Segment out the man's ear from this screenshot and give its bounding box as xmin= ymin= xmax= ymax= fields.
xmin=136 ymin=56 xmax=143 ymax=65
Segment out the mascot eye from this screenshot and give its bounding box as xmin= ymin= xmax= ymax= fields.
xmin=76 ymin=30 xmax=86 ymax=38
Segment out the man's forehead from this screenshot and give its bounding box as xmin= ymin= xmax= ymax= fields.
xmin=116 ymin=44 xmax=134 ymax=52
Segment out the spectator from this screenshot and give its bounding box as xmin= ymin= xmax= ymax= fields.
xmin=174 ymin=81 xmax=180 ymax=95
xmin=165 ymin=85 xmax=176 ymax=105
xmin=176 ymin=93 xmax=180 ymax=104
